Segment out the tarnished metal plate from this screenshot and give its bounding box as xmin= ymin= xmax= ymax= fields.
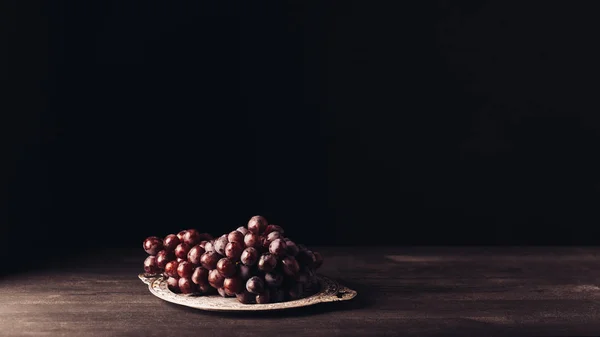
xmin=138 ymin=273 xmax=356 ymax=312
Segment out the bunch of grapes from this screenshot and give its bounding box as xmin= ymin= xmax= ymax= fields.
xmin=142 ymin=215 xmax=324 ymax=304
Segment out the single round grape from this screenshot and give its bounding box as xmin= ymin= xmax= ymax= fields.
xmin=269 ymin=238 xmax=287 ymax=256
xmin=296 ymin=249 xmax=316 ymax=268
xmin=143 ymin=236 xmax=164 ymax=256
xmin=197 ymin=282 xmax=213 ymax=294
xmin=264 ymin=224 xmax=284 ymax=235
xmin=200 ymin=251 xmax=221 ymax=270
xmin=163 ymin=234 xmax=180 ymax=252
xmin=198 ymin=240 xmax=209 ymax=250
xmin=164 ymin=260 xmax=179 ymax=278
xmin=240 ymin=247 xmax=258 ymax=266
xmin=284 ymin=239 xmax=299 ymax=256
xmin=228 ymin=230 xmax=244 ymax=244
xmin=256 ymin=291 xmax=270 ymax=304
xmin=313 ymin=251 xmax=323 ymax=269
xmin=237 ymin=264 xmax=253 ymax=281
xmin=225 ymin=241 xmax=243 ymax=261
xmin=213 ymin=235 xmax=228 ymax=256
xmin=282 ymin=256 xmax=300 ymax=277
xmin=156 ymin=250 xmax=175 ymax=269
xmin=187 ymin=245 xmax=205 ymax=265
xmin=270 ymin=288 xmax=285 ymax=303
xmin=183 ymin=229 xmax=202 ymax=246
xmin=204 ymin=240 xmax=215 ymax=253
xmin=244 ymin=233 xmax=260 ymax=248
xmin=245 ymin=276 xmax=264 ymax=294
xmin=218 ymin=287 xmax=233 ymax=298
xmin=178 ymin=277 xmax=196 ymax=294
xmin=167 ymin=276 xmax=180 ymax=293
xmin=224 ymin=276 xmax=243 ymax=295
xmin=236 ymin=291 xmax=255 ymax=304
xmin=177 ymin=230 xmax=187 ymax=242
xmin=265 ymin=272 xmax=283 ymax=287
xmin=177 ymin=261 xmax=194 ymax=278
xmin=143 ymin=256 xmax=160 ymax=274
xmin=174 ymin=243 xmax=191 ymax=259
xmin=216 ymin=258 xmax=236 ymax=277
xmin=247 ymin=215 xmax=268 ymax=234
xmin=266 ymin=231 xmax=282 ymax=242
xmin=191 ymin=266 xmax=209 ymax=285
xmin=258 ymin=253 xmax=277 ymax=272
xmin=236 ymin=226 xmax=249 ymax=236
xmin=208 ymin=269 xmax=225 ymax=288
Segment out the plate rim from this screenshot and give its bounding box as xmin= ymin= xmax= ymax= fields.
xmin=138 ymin=273 xmax=357 ymax=312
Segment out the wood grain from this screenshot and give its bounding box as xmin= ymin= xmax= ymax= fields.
xmin=2 ymin=247 xmax=600 ymax=336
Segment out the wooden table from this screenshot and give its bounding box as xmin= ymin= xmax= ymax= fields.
xmin=2 ymin=247 xmax=600 ymax=336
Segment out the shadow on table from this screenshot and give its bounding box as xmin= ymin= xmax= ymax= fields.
xmin=164 ymin=278 xmax=373 ymax=318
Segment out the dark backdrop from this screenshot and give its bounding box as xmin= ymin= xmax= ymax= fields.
xmin=3 ymin=1 xmax=600 ymax=270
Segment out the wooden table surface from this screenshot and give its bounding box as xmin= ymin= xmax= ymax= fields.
xmin=2 ymin=247 xmax=600 ymax=336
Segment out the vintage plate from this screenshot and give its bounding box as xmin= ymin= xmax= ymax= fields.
xmin=138 ymin=273 xmax=357 ymax=312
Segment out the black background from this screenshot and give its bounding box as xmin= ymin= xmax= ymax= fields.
xmin=2 ymin=1 xmax=600 ymax=271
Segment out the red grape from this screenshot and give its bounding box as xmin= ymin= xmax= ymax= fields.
xmin=164 ymin=260 xmax=179 ymax=278
xmin=143 ymin=236 xmax=164 ymax=256
xmin=238 ymin=264 xmax=253 ymax=281
xmin=167 ymin=276 xmax=180 ymax=293
xmin=244 ymin=233 xmax=260 ymax=248
xmin=143 ymin=256 xmax=160 ymax=274
xmin=264 ymin=224 xmax=284 ymax=235
xmin=284 ymin=239 xmax=299 ymax=256
xmin=218 ymin=287 xmax=233 ymax=297
xmin=178 ymin=277 xmax=196 ymax=294
xmin=191 ymin=266 xmax=209 ymax=285
xmin=183 ymin=229 xmax=202 ymax=246
xmin=198 ymin=240 xmax=209 ymax=250
xmin=163 ymin=234 xmax=180 ymax=252
xmin=213 ymin=235 xmax=228 ymax=256
xmin=256 ymin=291 xmax=270 ymax=304
xmin=245 ymin=276 xmax=264 ymax=294
xmin=216 ymin=258 xmax=236 ymax=277
xmin=265 ymin=272 xmax=283 ymax=287
xmin=197 ymin=282 xmax=213 ymax=294
xmin=288 ymin=282 xmax=303 ymax=300
xmin=225 ymin=241 xmax=243 ymax=261
xmin=177 ymin=230 xmax=187 ymax=242
xmin=236 ymin=226 xmax=249 ymax=236
xmin=176 ymin=257 xmax=185 ymax=263
xmin=200 ymin=251 xmax=221 ymax=270
xmin=236 ymin=291 xmax=255 ymax=304
xmin=187 ymin=245 xmax=205 ymax=265
xmin=247 ymin=215 xmax=268 ymax=234
xmin=228 ymin=230 xmax=244 ymax=244
xmin=208 ymin=269 xmax=225 ymax=288
xmin=175 ymin=243 xmax=191 ymax=259
xmin=258 ymin=253 xmax=277 ymax=272
xmin=177 ymin=261 xmax=194 ymax=278
xmin=204 ymin=240 xmax=215 ymax=253
xmin=224 ymin=276 xmax=243 ymax=295
xmin=240 ymin=247 xmax=258 ymax=266
xmin=267 ymin=231 xmax=282 ymax=242
xmin=282 ymin=256 xmax=300 ymax=277
xmin=269 ymin=238 xmax=287 ymax=256
xmin=156 ymin=250 xmax=175 ymax=269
